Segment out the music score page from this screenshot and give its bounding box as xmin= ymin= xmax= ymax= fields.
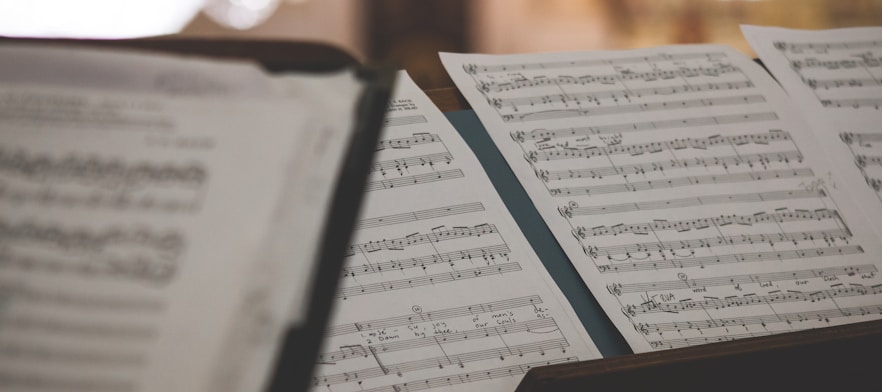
xmin=743 ymin=25 xmax=882 ymax=239
xmin=442 ymin=45 xmax=882 ymax=353
xmin=311 ymin=72 xmax=601 ymax=392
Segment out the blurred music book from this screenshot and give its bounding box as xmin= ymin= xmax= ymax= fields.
xmin=0 ymin=41 xmax=392 ymax=392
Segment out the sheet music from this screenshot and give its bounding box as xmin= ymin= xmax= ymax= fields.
xmin=742 ymin=25 xmax=882 ymax=239
xmin=0 ymin=75 xmax=349 ymax=391
xmin=441 ymin=45 xmax=882 ymax=353
xmin=312 ymin=72 xmax=600 ymax=392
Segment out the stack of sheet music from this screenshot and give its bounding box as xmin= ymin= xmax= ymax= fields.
xmin=312 ymin=25 xmax=882 ymax=392
xmin=0 ymin=43 xmax=368 ymax=392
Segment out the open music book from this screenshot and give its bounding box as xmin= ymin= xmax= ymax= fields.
xmin=0 ymin=43 xmax=388 ymax=392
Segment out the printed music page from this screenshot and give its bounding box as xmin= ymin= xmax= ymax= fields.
xmin=0 ymin=82 xmax=325 ymax=392
xmin=742 ymin=25 xmax=882 ymax=238
xmin=311 ymin=72 xmax=601 ymax=392
xmin=441 ymin=45 xmax=882 ymax=353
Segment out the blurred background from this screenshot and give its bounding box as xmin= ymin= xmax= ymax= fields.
xmin=2 ymin=0 xmax=881 ymax=89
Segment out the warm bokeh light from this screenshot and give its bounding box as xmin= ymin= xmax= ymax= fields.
xmin=0 ymin=0 xmax=205 ymax=38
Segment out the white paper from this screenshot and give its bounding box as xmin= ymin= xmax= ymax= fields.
xmin=311 ymin=72 xmax=601 ymax=392
xmin=742 ymin=25 xmax=882 ymax=239
xmin=267 ymin=70 xmax=363 ymax=327
xmin=442 ymin=45 xmax=882 ymax=353
xmin=0 ymin=81 xmax=326 ymax=392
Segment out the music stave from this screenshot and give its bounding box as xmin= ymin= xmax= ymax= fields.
xmin=0 ymin=219 xmax=185 ymax=254
xmin=383 ymin=115 xmax=428 ymax=128
xmin=361 ymin=357 xmax=579 ymax=392
xmin=0 ymin=183 xmax=200 ymax=212
xmin=0 ymin=281 xmax=163 ymax=313
xmin=635 ymin=304 xmax=882 ymax=335
xmin=595 ymin=245 xmax=863 ymax=273
xmin=366 ymin=169 xmax=465 ymax=192
xmin=820 ymin=98 xmax=882 ymax=110
xmin=342 ymin=244 xmax=510 ymax=278
xmin=802 ymin=76 xmax=882 ymax=90
xmin=548 ymin=168 xmax=814 ymax=197
xmin=558 ymin=189 xmax=824 ymax=217
xmin=491 ymin=80 xmax=754 ymax=110
xmin=357 ymin=202 xmax=485 ymax=230
xmin=526 ymin=131 xmax=792 ymax=163
xmin=624 ymin=284 xmax=882 ymax=316
xmin=537 ymin=151 xmax=802 ymax=182
xmin=774 ymin=39 xmax=882 ymax=53
xmin=336 ymin=263 xmax=523 ymax=299
xmin=576 ymin=208 xmax=839 ymax=238
xmin=480 ymin=65 xmax=742 ymax=94
xmin=589 ymin=228 xmax=851 ymax=259
xmin=513 ymin=112 xmax=779 ymax=142
xmin=649 ymin=330 xmax=793 ymax=350
xmin=328 ymin=295 xmax=544 ymax=337
xmin=320 ymin=318 xmax=559 ymax=366
xmin=0 ymin=341 xmax=145 ymax=367
xmin=840 ymin=132 xmax=882 ymax=146
xmin=319 ymin=338 xmax=568 ymax=387
xmin=377 ymin=133 xmax=440 ymax=151
xmin=0 ymin=313 xmax=156 ymax=341
xmin=607 ymin=264 xmax=877 ymax=295
xmin=0 ymin=148 xmax=207 ymax=190
xmin=346 ymin=224 xmax=498 ymax=256
xmin=854 ymin=154 xmax=882 ymax=168
xmin=504 ymin=95 xmax=766 ymax=123
xmin=790 ymin=55 xmax=882 ymax=70
xmin=372 ymin=152 xmax=453 ymax=174
xmin=464 ymin=51 xmax=729 ymax=75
